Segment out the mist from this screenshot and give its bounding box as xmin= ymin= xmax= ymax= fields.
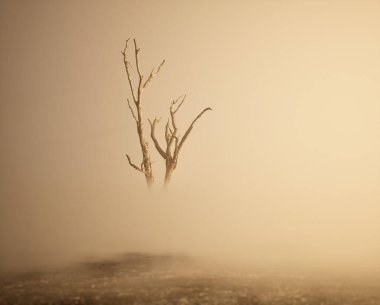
xmin=1 ymin=183 xmax=379 ymax=275
xmin=1 ymin=0 xmax=380 ymax=279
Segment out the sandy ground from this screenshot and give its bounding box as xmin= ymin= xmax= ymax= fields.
xmin=1 ymin=253 xmax=379 ymax=305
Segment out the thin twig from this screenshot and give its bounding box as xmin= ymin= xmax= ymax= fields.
xmin=126 ymin=154 xmax=144 ymax=173
xmin=142 ymin=59 xmax=166 ymax=89
xmin=127 ymin=99 xmax=138 ymax=124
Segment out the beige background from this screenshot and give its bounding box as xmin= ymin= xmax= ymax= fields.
xmin=0 ymin=0 xmax=379 ymax=273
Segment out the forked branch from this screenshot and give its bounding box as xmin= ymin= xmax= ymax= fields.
xmin=148 ymin=118 xmax=167 ymax=159
xmin=143 ymin=60 xmax=165 ymax=90
xmin=126 ymin=154 xmax=144 ymax=173
xmin=149 ymin=94 xmax=212 ymax=185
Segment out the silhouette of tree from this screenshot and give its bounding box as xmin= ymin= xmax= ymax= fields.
xmin=122 ymin=38 xmax=164 ymax=187
xmin=149 ymin=95 xmax=211 ymax=185
xmin=122 ymin=39 xmax=211 ymax=187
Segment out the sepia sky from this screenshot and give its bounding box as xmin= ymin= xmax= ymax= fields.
xmin=0 ymin=0 xmax=379 ymax=273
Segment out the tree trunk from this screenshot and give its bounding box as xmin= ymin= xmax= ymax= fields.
xmin=138 ymin=121 xmax=154 ymax=188
xmin=145 ymin=171 xmax=154 ymax=187
xmin=164 ymin=164 xmax=174 ymax=186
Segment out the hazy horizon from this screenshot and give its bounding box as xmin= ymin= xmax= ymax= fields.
xmin=1 ymin=0 xmax=379 ymax=275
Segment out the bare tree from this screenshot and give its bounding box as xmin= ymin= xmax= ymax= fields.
xmin=122 ymin=38 xmax=165 ymax=187
xmin=149 ymin=95 xmax=211 ymax=186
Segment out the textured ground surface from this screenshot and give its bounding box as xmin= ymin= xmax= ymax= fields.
xmin=1 ymin=253 xmax=379 ymax=305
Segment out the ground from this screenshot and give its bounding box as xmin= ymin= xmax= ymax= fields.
xmin=1 ymin=253 xmax=379 ymax=305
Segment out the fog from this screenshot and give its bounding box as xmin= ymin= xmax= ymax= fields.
xmin=1 ymin=185 xmax=379 ymax=275
xmin=1 ymin=0 xmax=379 ymax=276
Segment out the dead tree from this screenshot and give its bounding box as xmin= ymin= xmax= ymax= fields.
xmin=149 ymin=95 xmax=211 ymax=186
xmin=122 ymin=38 xmax=165 ymax=187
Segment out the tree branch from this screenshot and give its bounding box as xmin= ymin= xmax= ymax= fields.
xmin=169 ymin=95 xmax=184 ymax=131
xmin=165 ymin=119 xmax=171 ymax=145
xmin=133 ymin=39 xmax=143 ymax=102
xmin=148 ymin=118 xmax=167 ymax=159
xmin=171 ymin=94 xmax=186 ymax=114
xmin=126 ymin=154 xmax=145 ymax=173
xmin=121 ymin=39 xmax=137 ymax=103
xmin=127 ymin=98 xmax=138 ymax=124
xmin=177 ymin=107 xmax=212 ymax=154
xmin=142 ymin=59 xmax=165 ymax=90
